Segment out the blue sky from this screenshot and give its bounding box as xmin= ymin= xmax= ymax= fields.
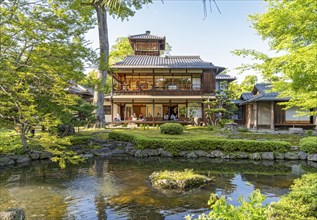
xmin=85 ymin=0 xmax=270 ymax=82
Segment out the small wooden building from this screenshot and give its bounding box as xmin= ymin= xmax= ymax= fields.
xmin=237 ymin=83 xmax=316 ymax=129
xmin=106 ymin=31 xmax=226 ymax=124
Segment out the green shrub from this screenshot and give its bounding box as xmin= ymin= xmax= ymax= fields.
xmin=269 ymin=173 xmax=317 ymax=220
xmin=108 ymin=131 xmax=291 ymax=154
xmin=237 ymin=127 xmax=249 ymax=132
xmin=306 ymin=130 xmax=313 ymax=136
xmin=219 ymin=119 xmax=234 ymax=127
xmin=188 ymin=174 xmax=317 ymax=220
xmin=69 ymin=135 xmax=93 ymax=145
xmin=299 ymin=137 xmax=317 ymax=154
xmin=206 ymin=125 xmax=215 ymax=131
xmin=160 ymin=123 xmax=184 ymax=135
xmin=108 ymin=131 xmax=137 ymax=143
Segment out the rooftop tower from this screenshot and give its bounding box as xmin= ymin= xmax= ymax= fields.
xmin=128 ymin=31 xmax=166 ymax=56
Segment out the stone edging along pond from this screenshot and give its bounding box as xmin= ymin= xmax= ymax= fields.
xmin=1 ymin=139 xmax=317 ymax=168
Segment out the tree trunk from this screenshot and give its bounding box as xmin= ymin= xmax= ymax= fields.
xmin=20 ymin=123 xmax=28 ymax=148
xmin=93 ymin=4 xmax=109 ymax=128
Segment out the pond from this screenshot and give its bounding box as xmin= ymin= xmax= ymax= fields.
xmin=0 ymin=157 xmax=317 ymax=219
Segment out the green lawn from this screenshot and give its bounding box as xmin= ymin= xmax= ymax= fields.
xmin=101 ymin=126 xmax=302 ymax=145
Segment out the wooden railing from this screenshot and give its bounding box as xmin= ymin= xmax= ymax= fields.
xmin=114 ymin=84 xmax=203 ymax=96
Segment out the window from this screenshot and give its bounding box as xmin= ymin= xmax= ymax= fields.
xmin=285 ymin=107 xmax=310 ymax=122
xmin=155 ymin=75 xmax=164 ymax=90
xmin=192 ymin=77 xmax=201 ymax=90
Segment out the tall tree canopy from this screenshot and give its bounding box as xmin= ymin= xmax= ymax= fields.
xmin=86 ymin=0 xmax=152 ymax=128
xmin=234 ymin=0 xmax=317 ymax=120
xmin=0 ymin=0 xmax=95 ymax=147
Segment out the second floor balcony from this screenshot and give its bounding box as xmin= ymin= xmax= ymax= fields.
xmin=113 ymin=82 xmax=203 ymax=96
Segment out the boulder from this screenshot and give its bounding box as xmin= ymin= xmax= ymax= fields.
xmin=125 ymin=146 xmax=136 ymax=155
xmin=284 ymin=152 xmax=299 ymax=160
xmin=230 ymin=152 xmax=249 ymax=159
xmin=178 ymin=151 xmax=189 ymax=157
xmin=29 ymin=151 xmax=41 ymax=160
xmin=158 ymin=148 xmax=173 ymax=157
xmin=208 ymin=150 xmax=224 ymax=158
xmin=307 ymin=154 xmax=317 ymax=162
xmin=80 ymin=154 xmax=94 ymax=159
xmin=0 ymin=208 xmax=25 ymax=220
xmin=298 ymin=152 xmax=308 ymax=160
xmin=40 ymin=151 xmax=52 ymax=159
xmin=261 ymin=152 xmax=274 ymax=160
xmin=149 ymin=171 xmax=212 ymax=191
xmin=0 ymin=157 xmax=15 ymax=166
xmin=186 ymin=151 xmax=198 ymax=158
xmin=92 ymin=147 xmax=111 ymax=156
xmin=143 ymin=149 xmax=160 ymax=157
xmin=134 ymin=150 xmax=148 ymax=157
xmin=221 ymin=154 xmax=230 ymax=159
xmin=274 ymin=152 xmax=285 ymax=160
xmin=16 ymin=156 xmax=30 ymax=164
xmin=111 ymin=148 xmax=126 ymax=155
xmin=195 ymin=150 xmax=209 ymax=157
xmin=289 ymin=128 xmax=303 ymax=134
xmin=249 ymin=153 xmax=261 ymax=160
xmin=224 ymin=123 xmax=238 ymax=133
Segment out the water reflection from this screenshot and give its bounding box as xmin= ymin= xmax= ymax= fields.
xmin=0 ymin=157 xmax=316 ymax=219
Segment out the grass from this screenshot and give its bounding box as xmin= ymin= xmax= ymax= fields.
xmin=105 ymin=126 xmax=303 ymax=145
xmin=152 ymin=169 xmax=206 ymax=181
xmin=0 ymin=128 xmax=22 ymax=154
xmin=107 ymin=127 xmax=223 ymax=140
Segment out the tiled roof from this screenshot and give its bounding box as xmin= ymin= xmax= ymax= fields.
xmin=240 ymin=83 xmax=289 ymax=105
xmin=68 ymin=83 xmax=94 ymax=96
xmin=112 ymin=55 xmax=225 ymax=73
xmin=254 ymin=83 xmax=279 ymax=97
xmin=216 ymin=74 xmax=236 ymax=81
xmin=241 ymin=92 xmax=254 ymax=101
xmin=128 ymin=31 xmax=165 ymax=40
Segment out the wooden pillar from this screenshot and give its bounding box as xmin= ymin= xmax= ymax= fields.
xmin=152 ymin=69 xmax=155 ymax=91
xmin=132 ymin=99 xmax=134 ymax=115
xmin=185 ymin=99 xmax=188 ymax=119
xmin=270 ymin=101 xmax=275 ymax=130
xmin=254 ymin=102 xmax=258 ymax=130
xmin=111 ymin=98 xmax=114 ymax=124
xmin=152 ymin=99 xmax=155 ymax=125
xmin=201 ymin=101 xmax=204 ymax=122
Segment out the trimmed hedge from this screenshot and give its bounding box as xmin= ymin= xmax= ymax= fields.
xmin=299 ymin=137 xmax=317 ymax=154
xmin=160 ymin=123 xmax=184 ymax=135
xmin=108 ymin=131 xmax=291 ymax=155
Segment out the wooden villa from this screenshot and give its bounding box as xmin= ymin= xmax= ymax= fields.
xmin=234 ymin=83 xmax=316 ymax=129
xmin=105 ymin=31 xmax=227 ymax=125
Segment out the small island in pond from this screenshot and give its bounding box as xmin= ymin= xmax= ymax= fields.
xmin=149 ymin=169 xmax=213 ymax=191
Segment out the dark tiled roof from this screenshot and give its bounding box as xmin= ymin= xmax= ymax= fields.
xmin=68 ymin=84 xmax=94 ymax=96
xmin=254 ymin=83 xmax=279 ymax=97
xmin=240 ymin=83 xmax=289 ymax=105
xmin=128 ymin=31 xmax=165 ymax=40
xmin=216 ymin=74 xmax=236 ymax=81
xmin=112 ymin=55 xmax=225 ymax=73
xmin=241 ymin=92 xmax=254 ymax=101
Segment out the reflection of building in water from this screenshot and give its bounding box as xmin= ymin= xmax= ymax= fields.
xmin=93 ymin=159 xmax=110 ymax=177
